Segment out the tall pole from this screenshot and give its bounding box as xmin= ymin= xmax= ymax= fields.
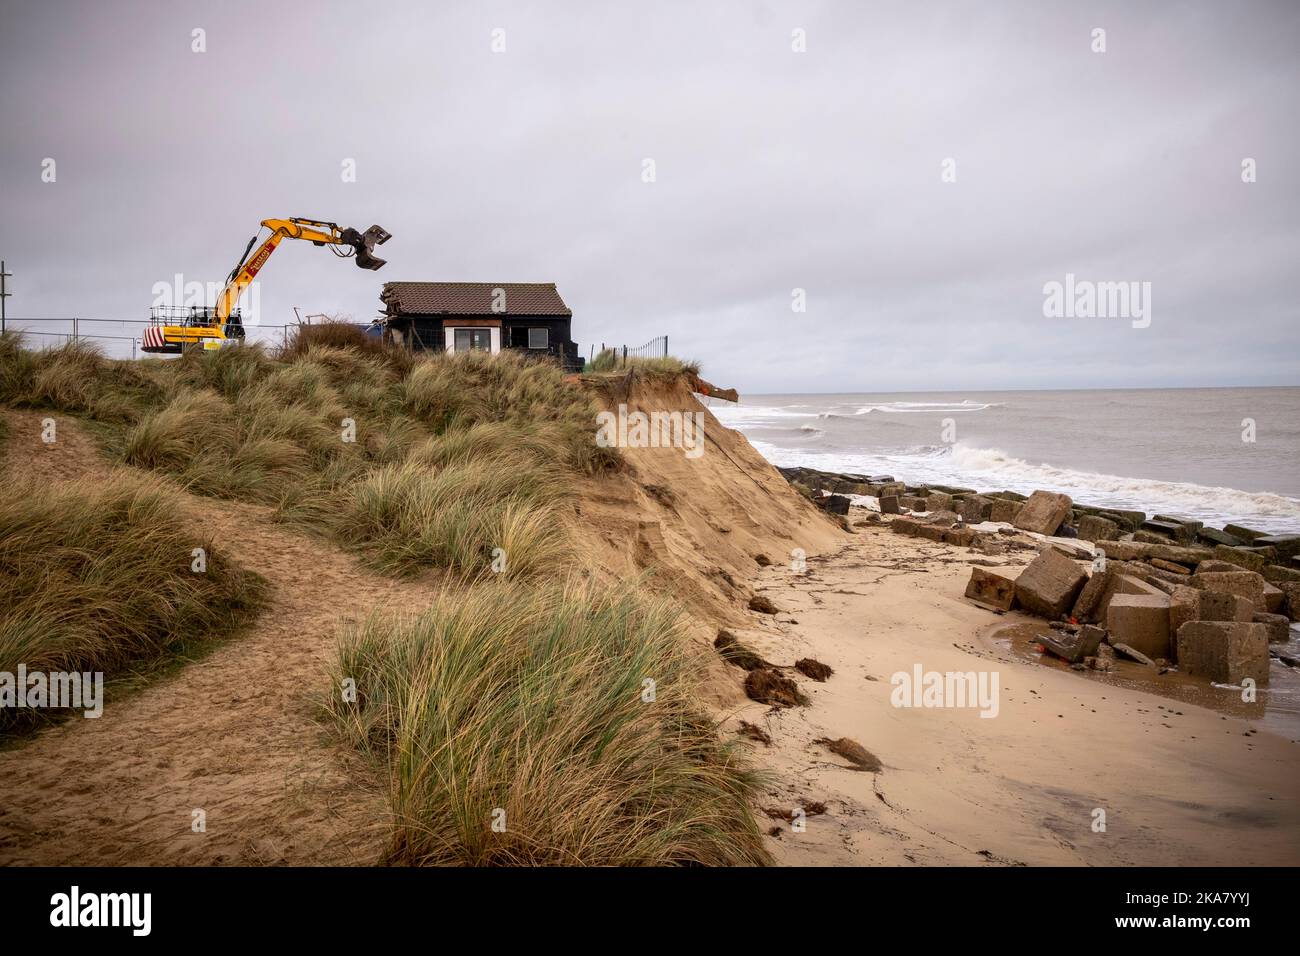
xmin=0 ymin=260 xmax=11 ymax=334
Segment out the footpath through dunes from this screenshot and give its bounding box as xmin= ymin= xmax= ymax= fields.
xmin=0 ymin=409 xmax=434 ymax=865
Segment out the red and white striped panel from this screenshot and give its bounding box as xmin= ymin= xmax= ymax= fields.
xmin=142 ymin=326 xmax=168 ymax=350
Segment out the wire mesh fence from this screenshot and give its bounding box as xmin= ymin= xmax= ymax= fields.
xmin=0 ymin=316 xmax=324 ymax=360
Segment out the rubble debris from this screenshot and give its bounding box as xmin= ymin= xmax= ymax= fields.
xmin=1252 ymin=611 xmax=1292 ymax=644
xmin=1013 ymin=546 xmax=1088 ymax=618
xmin=1106 ymin=593 xmax=1172 ymax=660
xmin=964 ymin=567 xmax=1016 ymax=610
xmin=748 ymin=594 xmax=781 ymax=614
xmin=1175 ymin=621 xmax=1270 ymax=685
xmin=817 ymin=493 xmax=851 ymax=515
xmin=1111 ymin=642 xmax=1156 ymax=667
xmin=1038 ymin=624 xmax=1106 ymax=664
xmin=989 ymin=497 xmax=1023 ymax=523
xmin=1191 ymin=570 xmax=1266 ymax=612
xmin=1197 ymin=591 xmax=1254 ymax=623
xmin=1012 ymin=490 xmax=1073 ymax=536
xmin=1077 ymin=514 xmax=1121 ymax=542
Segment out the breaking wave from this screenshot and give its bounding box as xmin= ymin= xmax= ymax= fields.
xmin=748 ymin=439 xmax=1300 ymax=532
xmin=853 ymin=400 xmax=1006 ymax=415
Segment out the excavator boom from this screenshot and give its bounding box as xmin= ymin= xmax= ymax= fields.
xmin=142 ymin=216 xmax=391 ymax=353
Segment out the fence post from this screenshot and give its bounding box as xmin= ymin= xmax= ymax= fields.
xmin=663 ymin=335 xmax=668 ymax=357
xmin=622 ymin=345 xmax=627 ymax=367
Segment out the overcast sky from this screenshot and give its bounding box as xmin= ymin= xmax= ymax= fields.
xmin=1 ymin=0 xmax=1297 ymax=393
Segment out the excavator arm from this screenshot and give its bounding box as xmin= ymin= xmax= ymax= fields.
xmin=142 ymin=216 xmax=391 ymax=353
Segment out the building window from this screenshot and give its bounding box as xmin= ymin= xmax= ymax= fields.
xmin=527 ymin=328 xmax=548 ymax=350
xmin=454 ymin=328 xmax=492 ymax=352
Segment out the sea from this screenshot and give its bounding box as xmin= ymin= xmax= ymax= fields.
xmin=708 ymin=387 xmax=1300 ymax=535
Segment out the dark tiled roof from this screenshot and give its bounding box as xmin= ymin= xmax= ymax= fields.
xmin=381 ymin=282 xmax=570 ymax=316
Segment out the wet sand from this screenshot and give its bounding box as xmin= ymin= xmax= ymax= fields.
xmin=722 ymin=520 xmax=1300 ymax=866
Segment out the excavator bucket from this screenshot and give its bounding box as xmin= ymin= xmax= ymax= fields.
xmin=343 ymin=224 xmax=391 ymax=270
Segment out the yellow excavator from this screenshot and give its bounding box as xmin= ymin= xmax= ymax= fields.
xmin=142 ymin=217 xmax=391 ymax=353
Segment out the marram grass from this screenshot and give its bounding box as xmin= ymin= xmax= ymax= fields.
xmin=0 ymin=471 xmax=266 ymax=733
xmin=326 ymin=579 xmax=770 ymax=866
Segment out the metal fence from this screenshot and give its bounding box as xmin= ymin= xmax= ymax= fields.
xmin=1 ymin=316 xmax=325 ymax=360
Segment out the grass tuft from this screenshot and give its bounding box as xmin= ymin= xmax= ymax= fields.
xmin=588 ymin=349 xmax=701 ymax=378
xmin=0 ymin=472 xmax=266 ymax=733
xmin=326 ymin=579 xmax=769 ymax=866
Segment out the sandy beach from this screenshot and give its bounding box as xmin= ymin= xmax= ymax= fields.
xmin=719 ymin=522 xmax=1300 ymax=866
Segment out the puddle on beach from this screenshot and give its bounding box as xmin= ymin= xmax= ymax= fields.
xmin=986 ymin=621 xmax=1300 ymax=741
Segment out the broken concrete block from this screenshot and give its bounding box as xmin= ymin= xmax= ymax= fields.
xmin=1197 ymin=559 xmax=1247 ymax=574
xmin=1106 ymin=593 xmax=1172 ymax=659
xmin=1071 ymin=567 xmax=1113 ymax=623
xmin=1096 ymin=540 xmax=1146 ymax=562
xmin=1099 ymin=508 xmax=1145 ymax=531
xmin=1263 ymin=581 xmax=1284 ymax=614
xmin=1012 ymin=490 xmax=1073 ymax=536
xmin=1038 ymin=630 xmax=1080 ymax=662
xmin=1149 ymin=557 xmax=1191 ymax=575
xmin=1263 ymin=564 xmax=1300 ymax=583
xmin=899 ymin=494 xmax=929 ymax=512
xmin=1252 ymin=612 xmax=1292 ymax=644
xmin=1255 ymin=534 xmax=1300 ymax=562
xmin=965 ymin=567 xmax=1016 ymax=610
xmin=1077 ymin=514 xmax=1120 ymax=542
xmin=1077 ymin=624 xmax=1107 ymax=658
xmin=1223 ymin=523 xmax=1267 ymax=542
xmin=879 ymin=495 xmax=900 ymax=514
xmin=943 ymin=526 xmax=977 ymax=547
xmin=1141 ymin=519 xmax=1190 ymax=544
xmin=1191 ymin=570 xmax=1266 ymax=612
xmin=1168 ymin=585 xmax=1200 ymax=641
xmin=956 ymin=495 xmax=992 ymax=523
xmin=1279 ymin=582 xmax=1300 ymax=622
xmin=1196 ymin=527 xmax=1243 ymax=547
xmin=1154 ymin=514 xmax=1203 ymax=534
xmin=1095 ymin=572 xmax=1166 ymax=622
xmin=1175 ymin=621 xmax=1270 ymax=685
xmin=1112 ymin=642 xmax=1156 ymax=666
xmin=818 ymin=494 xmax=851 ymax=515
xmin=1014 ymin=546 xmax=1088 ymax=619
xmin=1195 ymin=591 xmax=1254 ymax=623
xmin=1039 ymin=624 xmax=1105 ymax=664
xmin=925 ymin=491 xmax=954 ymax=512
xmin=1213 ymin=545 xmax=1268 ymax=574
xmin=1146 ymin=543 xmax=1214 ymax=565
xmin=989 ymin=498 xmax=1023 ymax=524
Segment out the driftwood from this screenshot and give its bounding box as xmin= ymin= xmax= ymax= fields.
xmin=688 ymin=373 xmax=739 ymax=403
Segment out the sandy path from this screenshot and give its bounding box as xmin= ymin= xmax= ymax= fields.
xmin=0 ymin=411 xmax=431 ymax=865
xmin=728 ymin=523 xmax=1300 ymax=866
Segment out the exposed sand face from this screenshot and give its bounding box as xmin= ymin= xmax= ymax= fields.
xmin=725 ymin=523 xmax=1300 ymax=866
